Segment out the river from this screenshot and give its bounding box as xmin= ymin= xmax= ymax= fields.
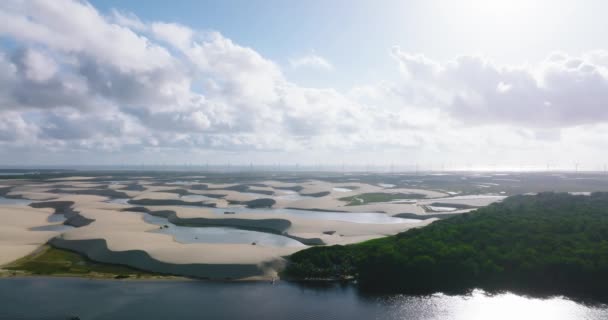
xmin=0 ymin=277 xmax=606 ymax=320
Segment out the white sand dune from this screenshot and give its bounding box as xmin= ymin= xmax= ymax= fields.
xmin=417 ymin=195 xmax=505 ymax=207
xmin=7 ymin=191 xmax=59 ymax=201
xmin=0 ymin=206 xmax=60 ymax=266
xmin=0 ymin=176 xmax=489 ymax=279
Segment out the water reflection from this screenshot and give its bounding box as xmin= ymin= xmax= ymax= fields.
xmin=155 ymin=225 xmax=305 ymax=247
xmin=0 ymin=278 xmax=605 ymax=320
xmin=0 ymin=196 xmax=32 ymax=206
xmin=47 ymin=213 xmax=66 ymax=223
xmin=377 ymin=289 xmax=608 ymax=320
xmin=137 ymin=211 xmax=304 ymax=247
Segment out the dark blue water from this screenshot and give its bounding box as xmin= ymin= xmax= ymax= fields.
xmin=0 ymin=277 xmax=606 ymax=320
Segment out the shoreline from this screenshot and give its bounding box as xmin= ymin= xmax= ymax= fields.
xmin=0 ymin=271 xmax=283 ymax=283
xmin=0 ymin=270 xmax=188 ymax=282
xmin=1 ymin=244 xmax=282 ymax=282
xmin=2 ymin=273 xmax=607 ymax=308
xmin=0 ymin=269 xmax=283 ymax=284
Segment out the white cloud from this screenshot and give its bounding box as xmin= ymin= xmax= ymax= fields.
xmin=392 ymin=46 xmax=608 ymax=128
xmin=151 ymin=22 xmax=193 ymax=50
xmin=110 ymin=9 xmax=146 ymax=31
xmin=0 ymin=111 xmax=37 ymax=141
xmin=0 ymin=0 xmax=361 ymax=159
xmin=20 ymin=49 xmax=57 ymax=82
xmin=289 ymin=53 xmax=333 ymax=70
xmin=0 ymin=0 xmax=607 ymax=167
xmin=0 ymin=0 xmax=174 ymax=72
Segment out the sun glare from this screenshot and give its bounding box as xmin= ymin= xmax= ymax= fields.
xmin=468 ymin=0 xmax=535 ymax=15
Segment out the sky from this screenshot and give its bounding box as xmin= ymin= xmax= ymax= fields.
xmin=1 ymin=0 xmax=608 ymax=170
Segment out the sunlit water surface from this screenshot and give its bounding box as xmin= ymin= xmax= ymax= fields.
xmin=134 ymin=211 xmax=305 ymax=247
xmin=0 ymin=278 xmax=605 ymax=320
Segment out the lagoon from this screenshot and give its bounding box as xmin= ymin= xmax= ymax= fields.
xmin=0 ymin=196 xmax=32 ymax=206
xmin=138 ymin=211 xmax=305 ymax=247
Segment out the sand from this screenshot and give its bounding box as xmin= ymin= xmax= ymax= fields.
xmin=0 ymin=206 xmax=60 ymax=266
xmin=48 ymin=205 xmax=299 ymax=279
xmin=0 ymin=176 xmax=496 ymax=279
xmin=7 ymin=191 xmax=59 ymax=201
xmin=417 ymin=195 xmax=505 ymax=207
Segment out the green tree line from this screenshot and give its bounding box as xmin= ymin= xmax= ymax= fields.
xmin=285 ymin=192 xmax=608 ymax=298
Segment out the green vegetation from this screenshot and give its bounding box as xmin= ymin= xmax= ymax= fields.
xmin=4 ymin=246 xmax=163 ymax=279
xmin=339 ymin=192 xmax=425 ymax=206
xmin=301 ymin=191 xmax=331 ymax=197
xmin=286 ymin=192 xmax=608 ymax=298
xmin=428 ymin=202 xmax=477 ymax=209
xmin=244 ymin=198 xmax=276 ymax=208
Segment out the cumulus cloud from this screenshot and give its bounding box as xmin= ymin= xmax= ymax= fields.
xmin=151 ymin=22 xmax=193 ymax=50
xmin=0 ymin=0 xmax=369 ymax=160
xmin=0 ymin=0 xmax=606 ymax=166
xmin=18 ymin=49 xmax=57 ymax=82
xmin=110 ymin=9 xmax=146 ymax=31
xmin=0 ymin=111 xmax=37 ymax=141
xmin=392 ymin=47 xmax=608 ymax=128
xmin=0 ymin=0 xmax=175 ymax=73
xmin=289 ymin=53 xmax=333 ymax=70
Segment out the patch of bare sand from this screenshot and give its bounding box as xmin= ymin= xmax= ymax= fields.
xmin=7 ymin=191 xmax=59 ymax=201
xmin=285 ymin=217 xmax=436 ymax=245
xmin=0 ymin=206 xmax=59 ymax=265
xmin=417 ymin=195 xmax=505 ymax=207
xmin=107 ymin=184 xmax=127 ymax=190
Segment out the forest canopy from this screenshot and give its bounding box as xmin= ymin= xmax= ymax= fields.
xmin=285 ymin=192 xmax=608 ymax=298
